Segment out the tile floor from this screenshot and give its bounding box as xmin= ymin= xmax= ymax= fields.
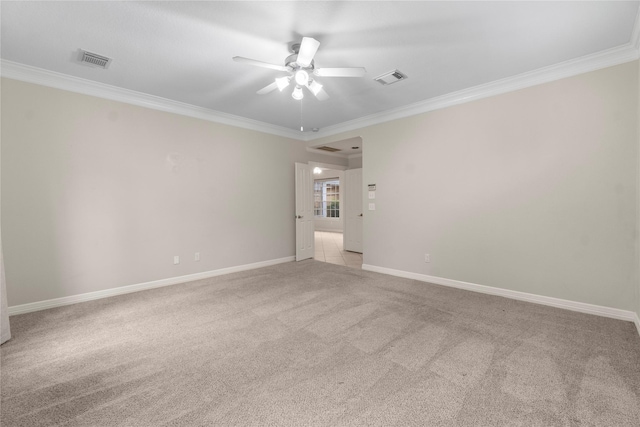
xmin=314 ymin=231 xmax=363 ymax=269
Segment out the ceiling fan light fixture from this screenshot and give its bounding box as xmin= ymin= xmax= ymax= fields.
xmin=296 ymin=37 xmax=320 ymax=67
xmin=309 ymin=80 xmax=323 ymax=96
xmin=275 ymin=76 xmax=290 ymax=91
xmin=292 ymin=86 xmax=304 ymax=100
xmin=234 ymin=35 xmax=365 ymax=105
xmin=294 ymin=69 xmax=309 ymax=86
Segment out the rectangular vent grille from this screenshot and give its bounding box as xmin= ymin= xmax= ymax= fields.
xmin=316 ymin=146 xmax=341 ymax=152
xmin=80 ymin=50 xmax=112 ymax=69
xmin=374 ymin=69 xmax=408 ymax=85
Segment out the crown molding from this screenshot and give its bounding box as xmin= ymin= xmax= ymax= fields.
xmin=309 ymin=42 xmax=639 ymax=141
xmin=632 ymin=3 xmax=640 ymax=51
xmin=3 ymin=33 xmax=639 ymax=145
xmin=0 ymin=60 xmax=302 ymax=141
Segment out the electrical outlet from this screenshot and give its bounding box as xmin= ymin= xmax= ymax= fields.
xmin=424 ymin=253 xmax=430 ymax=263
xmin=174 ymin=256 xmax=180 ymax=265
xmin=195 ymin=252 xmax=200 ymax=261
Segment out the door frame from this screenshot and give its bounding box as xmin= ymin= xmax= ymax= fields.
xmin=295 ymin=162 xmax=314 ymax=261
xmin=344 ymin=168 xmax=363 ymax=253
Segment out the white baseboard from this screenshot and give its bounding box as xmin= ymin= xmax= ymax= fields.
xmin=9 ymin=256 xmax=295 ymax=316
xmin=362 ymin=264 xmax=639 ymax=334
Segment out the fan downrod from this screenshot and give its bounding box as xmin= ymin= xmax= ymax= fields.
xmin=285 ymin=43 xmax=314 ymax=71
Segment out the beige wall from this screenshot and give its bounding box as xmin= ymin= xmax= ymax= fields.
xmin=316 ymin=61 xmax=639 ymax=311
xmin=348 ymin=156 xmax=363 ymax=169
xmin=637 ymin=59 xmax=640 ymax=321
xmin=1 ymin=78 xmax=345 ymax=307
xmin=3 ymin=59 xmax=639 ymax=314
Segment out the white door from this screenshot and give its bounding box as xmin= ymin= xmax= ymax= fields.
xmin=295 ymin=162 xmax=314 ymax=261
xmin=344 ymin=168 xmax=363 ymax=253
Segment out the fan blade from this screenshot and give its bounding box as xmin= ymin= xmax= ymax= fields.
xmin=257 ymin=81 xmax=278 ymax=95
xmin=315 ymin=67 xmax=366 ymax=77
xmin=314 ymin=88 xmax=329 ymax=101
xmin=233 ymin=56 xmax=289 ymax=72
xmin=297 ymin=37 xmax=320 ymax=67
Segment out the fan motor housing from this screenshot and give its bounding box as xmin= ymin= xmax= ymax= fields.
xmin=285 ymin=53 xmax=314 ymax=72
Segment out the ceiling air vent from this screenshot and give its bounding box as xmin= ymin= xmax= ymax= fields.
xmin=374 ymin=69 xmax=408 ymax=86
xmin=79 ymin=50 xmax=112 ymax=69
xmin=316 ymin=146 xmax=341 ymax=152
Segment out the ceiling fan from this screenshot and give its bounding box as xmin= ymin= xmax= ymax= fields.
xmin=233 ymin=37 xmax=366 ymax=101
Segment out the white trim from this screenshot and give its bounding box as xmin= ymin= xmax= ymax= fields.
xmin=0 ymin=60 xmax=301 ymax=141
xmin=632 ymin=3 xmax=640 ymax=51
xmin=310 ymin=43 xmax=639 ymax=141
xmin=362 ymin=264 xmax=639 ymax=331
xmin=2 ymin=38 xmax=639 ymax=144
xmin=8 ymin=256 xmax=294 ymax=316
xmin=635 ymin=313 xmax=640 ymax=337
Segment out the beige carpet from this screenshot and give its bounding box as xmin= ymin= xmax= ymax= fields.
xmin=2 ymin=260 xmax=640 ymax=426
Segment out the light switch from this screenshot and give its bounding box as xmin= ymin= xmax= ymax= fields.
xmin=368 ymin=203 xmax=376 ymax=211
xmin=368 ymin=191 xmax=376 ymax=199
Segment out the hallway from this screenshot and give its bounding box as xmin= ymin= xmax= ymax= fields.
xmin=313 ymin=231 xmax=363 ymax=269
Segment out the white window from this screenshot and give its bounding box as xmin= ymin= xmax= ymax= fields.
xmin=314 ymin=179 xmax=340 ymax=218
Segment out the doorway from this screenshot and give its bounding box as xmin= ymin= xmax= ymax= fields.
xmin=314 ymin=231 xmax=363 ymax=269
xmin=310 ymin=164 xmax=362 ymax=269
xmin=297 ymin=139 xmax=364 ymax=266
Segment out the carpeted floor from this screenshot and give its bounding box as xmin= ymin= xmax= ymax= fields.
xmin=2 ymin=260 xmax=639 ymax=426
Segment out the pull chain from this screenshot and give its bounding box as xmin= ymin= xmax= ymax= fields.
xmin=300 ymin=97 xmax=303 ymax=132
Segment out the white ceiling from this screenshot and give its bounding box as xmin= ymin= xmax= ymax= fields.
xmin=1 ymin=1 xmax=639 ymax=137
